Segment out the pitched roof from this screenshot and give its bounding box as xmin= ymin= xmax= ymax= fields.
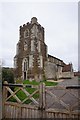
xmin=48 ymin=54 xmax=63 ymax=62
xmin=74 ymin=72 xmax=80 ymax=76
xmin=62 ymin=64 xmax=72 ymax=72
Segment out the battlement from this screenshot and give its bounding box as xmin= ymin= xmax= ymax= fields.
xmin=19 ymin=17 xmax=44 ymax=31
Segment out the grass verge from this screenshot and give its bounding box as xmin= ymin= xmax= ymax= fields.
xmin=8 ymin=80 xmax=58 ymax=103
xmin=23 ymin=80 xmax=58 ymax=86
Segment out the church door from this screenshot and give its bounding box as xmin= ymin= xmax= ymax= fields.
xmin=24 ymin=72 xmax=26 ymax=80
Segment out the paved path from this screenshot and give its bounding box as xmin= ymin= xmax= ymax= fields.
xmin=47 ymin=77 xmax=79 ymax=86
xmin=57 ymin=76 xmax=79 ymax=87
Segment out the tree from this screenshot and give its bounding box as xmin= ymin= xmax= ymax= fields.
xmin=2 ymin=67 xmax=14 ymax=83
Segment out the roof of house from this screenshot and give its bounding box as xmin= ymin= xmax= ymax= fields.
xmin=62 ymin=64 xmax=72 ymax=72
xmin=48 ymin=54 xmax=63 ymax=62
xmin=74 ymin=72 xmax=80 ymax=76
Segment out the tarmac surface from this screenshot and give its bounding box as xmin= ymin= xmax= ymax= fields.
xmin=57 ymin=76 xmax=79 ymax=86
xmin=48 ymin=76 xmax=79 ymax=86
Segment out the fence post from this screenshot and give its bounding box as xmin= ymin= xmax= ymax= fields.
xmin=42 ymin=83 xmax=46 ymax=110
xmin=39 ymin=82 xmax=42 ymax=109
xmin=39 ymin=82 xmax=46 ymax=109
xmin=2 ymin=81 xmax=8 ymax=118
xmin=39 ymin=82 xmax=46 ymax=118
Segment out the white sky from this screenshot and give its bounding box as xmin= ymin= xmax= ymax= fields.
xmin=0 ymin=1 xmax=78 ymax=71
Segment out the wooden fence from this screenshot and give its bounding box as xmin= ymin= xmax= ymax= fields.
xmin=2 ymin=81 xmax=80 ymax=119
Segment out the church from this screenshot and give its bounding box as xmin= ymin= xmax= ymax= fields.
xmin=14 ymin=17 xmax=74 ymax=81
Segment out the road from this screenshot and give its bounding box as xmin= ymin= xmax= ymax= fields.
xmin=57 ymin=76 xmax=79 ymax=87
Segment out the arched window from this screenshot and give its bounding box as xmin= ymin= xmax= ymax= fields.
xmin=22 ymin=58 xmax=28 ymax=80
xmin=22 ymin=58 xmax=28 ymax=71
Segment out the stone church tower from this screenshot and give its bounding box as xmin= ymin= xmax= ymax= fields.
xmin=14 ymin=17 xmax=74 ymax=81
xmin=14 ymin=17 xmax=47 ymax=81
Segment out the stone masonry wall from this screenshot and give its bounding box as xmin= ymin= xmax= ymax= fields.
xmin=44 ymin=61 xmax=57 ymax=80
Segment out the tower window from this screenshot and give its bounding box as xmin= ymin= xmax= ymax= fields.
xmin=24 ymin=61 xmax=27 ymax=71
xmin=24 ymin=29 xmax=29 ymax=38
xmin=22 ymin=58 xmax=28 ymax=71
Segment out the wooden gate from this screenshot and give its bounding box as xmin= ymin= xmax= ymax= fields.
xmin=2 ymin=81 xmax=80 ymax=119
xmin=45 ymin=85 xmax=80 ymax=118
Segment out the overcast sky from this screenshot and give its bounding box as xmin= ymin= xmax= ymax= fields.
xmin=0 ymin=1 xmax=78 ymax=71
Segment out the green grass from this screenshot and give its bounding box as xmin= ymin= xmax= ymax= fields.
xmin=8 ymin=87 xmax=39 ymax=104
xmin=23 ymin=80 xmax=39 ymax=85
xmin=8 ymin=80 xmax=58 ymax=103
xmin=42 ymin=81 xmax=58 ymax=86
xmin=23 ymin=80 xmax=58 ymax=86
